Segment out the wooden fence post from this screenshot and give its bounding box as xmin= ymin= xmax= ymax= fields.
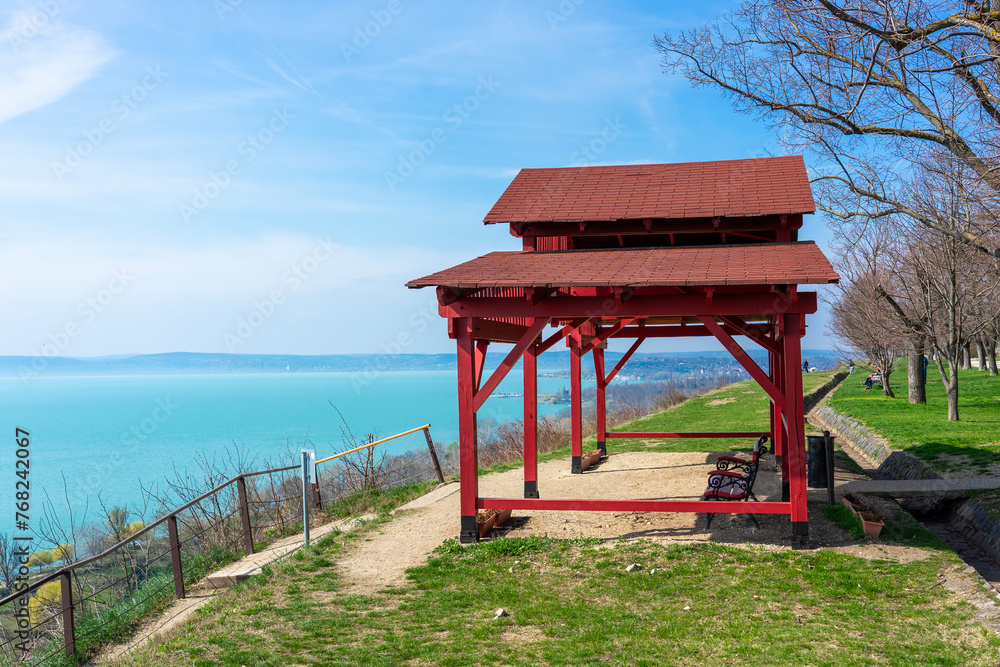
xmin=167 ymin=515 xmax=185 ymax=600
xmin=423 ymin=427 xmax=445 ymax=483
xmin=236 ymin=476 xmax=254 ymax=556
xmin=60 ymin=570 xmax=75 ymax=658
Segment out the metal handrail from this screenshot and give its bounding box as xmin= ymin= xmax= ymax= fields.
xmin=316 ymin=424 xmax=431 ymax=464
xmin=0 ymin=465 xmax=288 ymax=606
xmin=0 ymin=423 xmax=440 ymax=608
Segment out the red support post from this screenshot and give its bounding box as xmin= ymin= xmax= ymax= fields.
xmin=594 ymin=347 xmax=607 ymax=456
xmin=457 ymin=318 xmax=480 ymax=543
xmin=569 ymin=328 xmax=583 ymax=473
xmin=775 ymin=334 xmax=789 ymax=502
xmin=524 ymin=341 xmax=539 ymax=498
xmin=783 ymin=312 xmax=808 ymax=536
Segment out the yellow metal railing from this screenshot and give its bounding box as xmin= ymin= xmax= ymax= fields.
xmin=316 ymin=423 xmax=433 ymax=465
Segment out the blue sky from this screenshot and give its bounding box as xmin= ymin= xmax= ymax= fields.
xmin=0 ymin=0 xmax=836 ymax=358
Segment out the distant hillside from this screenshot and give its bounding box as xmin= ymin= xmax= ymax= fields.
xmin=0 ymin=350 xmax=840 ymax=380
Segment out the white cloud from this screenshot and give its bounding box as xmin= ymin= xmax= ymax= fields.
xmin=0 ymin=10 xmax=115 ymax=123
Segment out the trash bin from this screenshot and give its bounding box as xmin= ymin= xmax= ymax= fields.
xmin=806 ymin=435 xmax=828 ymax=488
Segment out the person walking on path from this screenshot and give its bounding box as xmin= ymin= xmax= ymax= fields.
xmin=849 ymin=359 xmax=854 ymax=375
xmin=802 ymin=360 xmax=809 ymax=373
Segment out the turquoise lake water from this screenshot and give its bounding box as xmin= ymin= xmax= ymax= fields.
xmin=0 ymin=371 xmax=586 ymax=533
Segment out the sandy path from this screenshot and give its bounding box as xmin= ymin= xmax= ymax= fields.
xmin=337 ymin=449 xmax=874 ymax=595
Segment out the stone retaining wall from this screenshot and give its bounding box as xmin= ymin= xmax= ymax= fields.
xmin=809 ymin=382 xmax=1000 ymax=564
xmin=954 ymin=501 xmax=1000 ymax=560
xmin=811 ymin=405 xmax=942 ymax=481
xmin=802 ymin=371 xmax=848 ymax=414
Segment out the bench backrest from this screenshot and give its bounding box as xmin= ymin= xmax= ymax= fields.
xmin=750 ymin=434 xmax=768 ymax=465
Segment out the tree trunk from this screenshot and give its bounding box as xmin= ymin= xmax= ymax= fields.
xmin=988 ymin=337 xmax=998 ymax=376
xmin=935 ymin=356 xmax=960 ymax=421
xmin=961 ymin=343 xmax=971 ymax=369
xmin=976 ymin=338 xmax=988 ymax=372
xmin=946 ymin=379 xmax=959 ymax=420
xmin=882 ymin=369 xmax=895 ymax=398
xmin=908 ymin=339 xmax=926 ymax=404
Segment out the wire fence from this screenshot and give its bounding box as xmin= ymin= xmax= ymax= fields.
xmin=0 ymin=425 xmax=445 ymax=666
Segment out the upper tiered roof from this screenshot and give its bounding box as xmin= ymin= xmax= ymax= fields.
xmin=484 ymin=156 xmax=815 ymax=225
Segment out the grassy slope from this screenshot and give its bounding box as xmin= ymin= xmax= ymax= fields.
xmin=118 ymin=368 xmax=1000 ymax=666
xmin=600 ymin=370 xmax=837 ymax=454
xmin=127 ymin=533 xmax=998 ymax=667
xmin=827 ymin=365 xmax=1000 ymax=472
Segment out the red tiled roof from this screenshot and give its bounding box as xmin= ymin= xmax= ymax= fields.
xmin=483 ymin=156 xmax=815 ymax=224
xmin=407 ymin=243 xmax=839 ymax=289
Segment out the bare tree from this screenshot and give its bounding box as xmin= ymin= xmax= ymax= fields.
xmin=656 ymin=0 xmax=1000 ymax=257
xmin=879 ymin=212 xmax=1000 ymax=420
xmin=830 ymin=272 xmax=904 ymax=397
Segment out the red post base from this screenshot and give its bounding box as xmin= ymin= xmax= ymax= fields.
xmin=524 ymin=480 xmax=539 ymax=498
xmin=460 ymin=515 xmax=478 ymax=543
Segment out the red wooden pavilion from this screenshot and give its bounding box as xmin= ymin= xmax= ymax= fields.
xmin=407 ymin=156 xmax=840 ymax=543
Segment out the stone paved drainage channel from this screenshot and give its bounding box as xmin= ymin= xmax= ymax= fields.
xmin=921 ymin=517 xmax=1000 ymax=595
xmin=835 ymin=435 xmax=1000 ymax=599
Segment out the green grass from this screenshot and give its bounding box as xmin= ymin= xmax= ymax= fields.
xmin=320 ymin=479 xmax=440 ymax=519
xmin=127 ymin=534 xmax=999 ymax=667
xmin=827 ymin=365 xmax=1000 ymax=472
xmin=600 ymin=371 xmax=837 ymax=454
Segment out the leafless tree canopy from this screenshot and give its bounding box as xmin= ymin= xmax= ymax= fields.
xmin=656 ymin=0 xmax=1000 ymax=256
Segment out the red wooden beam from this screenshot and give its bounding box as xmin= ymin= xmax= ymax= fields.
xmin=472 ymin=319 xmax=528 ymax=343
xmin=441 ymin=292 xmax=818 ymax=320
xmin=535 ymin=318 xmax=589 ymax=355
xmin=607 ymin=432 xmax=765 ymax=439
xmin=581 ymin=318 xmax=635 ymax=354
xmin=473 ymin=339 xmax=489 ymax=392
xmin=604 ymin=336 xmax=645 ymax=385
xmin=473 ymin=318 xmax=548 ymax=412
xmin=697 ymin=315 xmax=786 ymax=411
xmin=478 ymin=497 xmax=791 ymax=515
xmin=718 ymin=316 xmax=780 ymax=354
xmin=607 ymin=324 xmax=739 ymax=339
